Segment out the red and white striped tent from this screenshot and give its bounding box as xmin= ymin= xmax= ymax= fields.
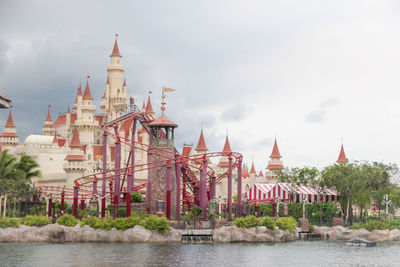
xmin=246 ymin=183 xmax=338 ymax=203
xmin=248 ymin=183 xmax=275 ymax=201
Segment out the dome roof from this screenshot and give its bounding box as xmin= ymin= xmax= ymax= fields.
xmin=24 ymin=135 xmax=54 ymax=145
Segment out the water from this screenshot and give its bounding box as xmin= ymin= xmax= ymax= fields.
xmin=0 ymin=241 xmax=399 ymax=266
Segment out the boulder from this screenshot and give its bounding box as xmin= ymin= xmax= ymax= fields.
xmin=123 ymin=225 xmax=151 ymax=242
xmin=80 ymin=225 xmax=98 ymax=242
xmin=367 ymin=229 xmax=389 ymax=242
xmin=389 ymin=229 xmax=400 ymax=241
xmin=212 ymin=226 xmax=231 ymax=243
xmin=0 ymin=227 xmax=19 ymax=242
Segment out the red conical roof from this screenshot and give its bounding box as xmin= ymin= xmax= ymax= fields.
xmin=67 ymin=105 xmax=70 ymax=114
xmin=110 ymin=38 xmax=121 ymax=57
xmin=142 ymin=100 xmax=146 ymax=111
xmin=123 ymin=79 xmax=126 ymax=87
xmin=146 ymin=96 xmax=154 ymax=114
xmin=337 ymin=144 xmax=347 ymax=163
xmin=148 ymin=115 xmax=177 ymax=127
xmin=242 ymin=168 xmax=249 ymax=178
xmin=259 ymin=170 xmax=264 ymax=177
xmin=69 ymin=128 xmax=81 ymax=148
xmin=77 ymin=84 xmax=82 ymax=96
xmin=250 ymin=162 xmax=256 ymax=174
xmin=222 ymin=136 xmax=232 ymax=153
xmin=83 ymin=81 xmax=93 ymax=100
xmin=45 ymin=110 xmax=52 ymax=122
xmin=106 ymin=76 xmax=110 ymax=85
xmin=270 ymin=139 xmax=281 ymax=158
xmin=5 ymin=110 xmax=15 ymax=127
xmin=195 ymin=130 xmax=208 ymax=151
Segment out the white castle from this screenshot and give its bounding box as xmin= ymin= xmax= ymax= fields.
xmin=0 ymin=37 xmax=286 ymax=200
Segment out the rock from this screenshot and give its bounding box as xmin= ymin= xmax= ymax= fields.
xmin=123 ymin=225 xmax=151 ymax=242
xmin=0 ymin=227 xmax=19 ymax=242
xmin=212 ymin=226 xmax=231 ymax=243
xmin=332 ymin=218 xmax=344 ymax=227
xmin=80 ymin=225 xmax=97 ymax=242
xmin=298 ymin=218 xmax=309 ymax=232
xmin=313 ymin=226 xmax=331 ymax=240
xmin=46 ymin=224 xmax=66 ymax=242
xmin=367 ymin=229 xmax=389 ymax=242
xmin=389 ymin=229 xmax=400 ymax=241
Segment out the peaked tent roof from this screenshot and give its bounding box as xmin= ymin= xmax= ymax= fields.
xmin=195 ymin=130 xmax=208 ymax=151
xmin=110 ymin=38 xmax=121 ymax=57
xmin=145 ymin=96 xmax=154 ymax=114
xmin=337 ymin=144 xmax=347 ymax=163
xmin=250 ymin=162 xmax=256 ymax=174
xmin=148 ymin=115 xmax=177 ymax=127
xmin=270 ymin=138 xmax=282 ymax=158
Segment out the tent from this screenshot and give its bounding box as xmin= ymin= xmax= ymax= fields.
xmin=247 ymin=183 xmax=275 ymax=201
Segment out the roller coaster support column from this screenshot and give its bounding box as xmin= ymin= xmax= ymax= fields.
xmin=228 ymin=156 xmax=233 ymax=221
xmin=166 ymin=161 xmax=172 ymax=219
xmin=60 ymin=190 xmax=65 ymax=215
xmin=73 ymin=186 xmax=79 ymax=218
xmin=126 ymin=174 xmax=132 ymax=217
xmin=48 ymin=195 xmax=53 ymax=218
xmin=93 ymin=178 xmax=98 ymax=195
xmin=237 ymin=158 xmax=243 ymax=217
xmin=200 ymin=156 xmax=208 ymax=220
xmin=101 ymin=132 xmax=107 ymax=218
xmin=114 ymin=126 xmax=121 ymax=218
xmin=176 ymin=160 xmax=181 ymax=219
xmin=147 ymin=149 xmax=153 ymax=214
xmin=80 ymin=196 xmax=85 ymax=211
xmin=131 ymin=118 xmax=137 ymax=189
xmin=210 ymin=176 xmax=216 ymax=200
xmin=182 ymin=170 xmax=187 ymax=209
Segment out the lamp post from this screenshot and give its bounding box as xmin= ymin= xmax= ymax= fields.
xmin=275 ymin=197 xmax=281 ymax=218
xmin=382 ymin=194 xmax=392 ymax=218
xmin=301 ymin=194 xmax=309 ymax=219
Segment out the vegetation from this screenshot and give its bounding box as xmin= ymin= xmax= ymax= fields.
xmin=21 ymin=215 xmax=50 ymax=227
xmin=276 ymin=217 xmax=297 ymax=231
xmin=131 ymin=192 xmax=142 ymax=203
xmin=234 ymin=216 xmax=260 ymax=228
xmin=349 ymin=218 xmax=400 ymax=231
xmin=0 ymin=217 xmax=20 ymax=228
xmin=57 ymin=214 xmax=79 ymax=227
xmin=260 ymin=216 xmax=276 ymax=230
xmin=0 ymin=151 xmax=41 ymax=217
xmin=143 ymin=215 xmax=171 ymax=233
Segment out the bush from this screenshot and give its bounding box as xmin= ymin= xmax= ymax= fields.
xmin=234 ymin=216 xmax=260 ymax=228
xmin=57 ymin=214 xmax=78 ymax=227
xmin=131 ymin=192 xmax=142 ymax=203
xmin=260 ymin=216 xmax=276 ymax=230
xmin=276 ymin=217 xmax=297 ymax=231
xmin=144 ymin=215 xmax=171 ymax=233
xmin=113 ymin=217 xmax=143 ymax=230
xmin=0 ymin=217 xmax=20 ymax=228
xmin=22 ymin=215 xmax=51 ymax=227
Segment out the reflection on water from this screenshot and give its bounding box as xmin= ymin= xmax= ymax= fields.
xmin=0 ymin=241 xmax=399 ymax=267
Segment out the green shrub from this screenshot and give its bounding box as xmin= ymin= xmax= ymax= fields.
xmin=191 ymin=206 xmax=202 ymax=220
xmin=144 ymin=215 xmax=171 ymax=233
xmin=81 ymin=217 xmax=102 ymax=229
xmin=0 ymin=217 xmax=20 ymax=228
xmin=349 ymin=220 xmax=386 ymax=231
xmin=57 ymin=214 xmax=78 ymax=227
xmin=113 ymin=217 xmax=143 ymax=230
xmin=117 ymin=207 xmax=126 ymax=218
xmin=131 ymin=192 xmax=142 ymax=203
xmin=22 ymin=215 xmax=50 ymax=227
xmin=260 ymin=216 xmax=276 ymax=230
xmin=276 ymin=217 xmax=297 ymax=231
xmin=233 ymin=216 xmax=260 ymax=228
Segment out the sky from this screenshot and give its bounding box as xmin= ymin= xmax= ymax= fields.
xmin=0 ymin=0 xmax=400 ymax=172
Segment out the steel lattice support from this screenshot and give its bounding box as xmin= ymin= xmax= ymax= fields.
xmin=237 ymin=158 xmax=243 ymax=217
xmin=73 ymin=186 xmax=79 ymax=218
xmin=228 ymin=156 xmax=233 ymax=220
xmin=102 ymin=132 xmax=107 ymax=218
xmin=166 ymin=162 xmax=172 ymax=219
xmin=147 ymin=149 xmax=153 ymax=214
xmin=175 ymin=161 xmax=181 ymax=219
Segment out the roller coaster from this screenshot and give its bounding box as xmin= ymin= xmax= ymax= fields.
xmin=39 ymin=104 xmax=243 ymax=220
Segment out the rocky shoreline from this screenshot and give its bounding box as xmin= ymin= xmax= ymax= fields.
xmin=2 ymin=224 xmax=399 ymax=243
xmin=0 ymin=224 xmax=296 ymax=243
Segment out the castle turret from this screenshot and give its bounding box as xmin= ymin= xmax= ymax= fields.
xmin=101 ymin=36 xmax=127 ymax=122
xmin=218 ymin=135 xmax=231 ymax=167
xmin=337 ymin=144 xmax=347 ymax=163
xmin=63 ymin=128 xmax=87 ymax=188
xmin=265 ymin=138 xmax=284 ymax=183
xmin=145 ymin=95 xmax=155 ymax=116
xmin=42 ymin=109 xmax=55 ymax=136
xmin=2 ymin=110 xmax=19 ymax=148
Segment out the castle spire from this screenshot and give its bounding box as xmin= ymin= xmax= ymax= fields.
xmin=195 ymin=129 xmax=208 ymax=152
xmin=2 ymin=110 xmax=19 ymax=147
xmin=270 ymin=138 xmax=282 ymax=158
xmin=146 ymin=95 xmax=154 ymax=115
xmin=337 ymin=144 xmax=347 ymax=163
xmin=83 ymin=80 xmax=93 ymax=100
xmin=67 ymin=105 xmax=70 ymax=114
xmin=110 ymin=36 xmax=121 ymax=57
xmin=69 ymin=128 xmax=81 ymax=148
xmin=250 ymin=162 xmax=256 ymax=174
xmin=222 ymin=135 xmax=232 ymax=153
xmin=5 ymin=110 xmax=15 ymax=127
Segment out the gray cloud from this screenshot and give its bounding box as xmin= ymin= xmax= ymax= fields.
xmin=305 ymin=98 xmax=339 ymax=123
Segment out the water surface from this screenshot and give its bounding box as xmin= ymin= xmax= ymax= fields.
xmin=0 ymin=241 xmax=399 ymax=266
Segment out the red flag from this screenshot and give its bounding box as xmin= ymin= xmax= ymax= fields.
xmin=163 ymin=87 xmax=176 ymax=92
xmin=116 ymin=33 xmax=119 ymax=37
xmin=149 ymin=90 xmax=152 ymax=94
xmin=48 ymin=104 xmax=52 ymax=108
xmin=87 ymin=75 xmax=91 ymax=79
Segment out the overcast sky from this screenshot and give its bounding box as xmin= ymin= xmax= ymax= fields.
xmin=1 ymin=0 xmax=400 ymax=172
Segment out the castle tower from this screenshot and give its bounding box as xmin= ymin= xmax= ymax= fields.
xmin=73 ymin=84 xmax=82 ymax=113
xmin=218 ymin=135 xmax=232 ymax=167
xmin=265 ymin=138 xmax=284 ymax=183
xmin=145 ymin=95 xmax=155 ymax=116
xmin=75 ymin=80 xmax=97 ymax=147
xmin=1 ymin=110 xmax=19 ymax=148
xmin=63 ymin=128 xmax=87 ymax=188
xmin=148 ymin=113 xmax=178 ymax=213
xmin=195 ymin=129 xmax=208 ymax=153
xmin=42 ymin=110 xmax=54 ymax=136
xmin=249 ymin=162 xmax=257 ymax=185
xmin=337 ymin=144 xmax=347 ymax=163
xmin=101 ymin=36 xmax=127 ymax=122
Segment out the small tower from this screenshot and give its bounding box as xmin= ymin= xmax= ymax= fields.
xmin=63 ymin=128 xmax=87 ymax=188
xmin=42 ymin=109 xmax=54 ymax=136
xmin=145 ymin=95 xmax=155 ymax=116
xmin=218 ymin=135 xmax=232 ymax=167
xmin=337 ymin=144 xmax=347 ymax=163
xmin=75 ymin=80 xmax=97 ymax=146
xmin=265 ymin=138 xmax=284 ymax=183
xmin=249 ymin=161 xmax=257 ymax=185
xmin=195 ymin=129 xmax=208 ymax=153
xmin=2 ymin=110 xmax=19 ymax=148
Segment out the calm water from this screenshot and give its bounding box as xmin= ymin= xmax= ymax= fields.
xmin=0 ymin=241 xmax=399 ymax=267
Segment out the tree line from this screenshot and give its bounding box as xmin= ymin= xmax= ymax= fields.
xmin=279 ymin=161 xmax=400 ymax=224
